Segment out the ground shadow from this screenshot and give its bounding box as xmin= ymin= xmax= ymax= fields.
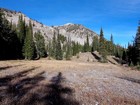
xmin=113 ymin=57 xmax=127 ymax=65
xmin=0 ymin=64 xmax=24 ymax=71
xmin=0 ymin=70 xmax=80 ymax=105
xmin=45 ymin=72 xmax=80 ymax=105
xmin=91 ymin=52 xmax=101 ymax=61
xmin=117 ymin=76 xmax=140 ymax=84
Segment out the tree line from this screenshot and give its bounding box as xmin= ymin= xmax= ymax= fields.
xmin=0 ymin=9 xmax=125 ymax=61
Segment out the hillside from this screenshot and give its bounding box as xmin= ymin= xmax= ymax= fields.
xmin=0 ymin=8 xmax=98 ymax=45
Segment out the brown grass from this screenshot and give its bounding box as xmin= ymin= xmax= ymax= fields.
xmin=0 ymin=59 xmax=140 ymax=105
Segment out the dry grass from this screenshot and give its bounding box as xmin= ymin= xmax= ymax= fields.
xmin=0 ymin=59 xmax=140 ymax=105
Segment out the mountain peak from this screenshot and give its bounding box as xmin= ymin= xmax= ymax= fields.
xmin=64 ymin=23 xmax=75 ymax=26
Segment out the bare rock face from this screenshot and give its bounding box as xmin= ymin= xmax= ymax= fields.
xmin=0 ymin=8 xmax=99 ymax=45
xmin=55 ymin=23 xmax=98 ymax=45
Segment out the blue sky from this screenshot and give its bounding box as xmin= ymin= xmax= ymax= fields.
xmin=0 ymin=0 xmax=140 ymax=47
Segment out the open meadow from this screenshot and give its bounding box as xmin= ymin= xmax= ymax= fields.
xmin=0 ymin=59 xmax=140 ymax=105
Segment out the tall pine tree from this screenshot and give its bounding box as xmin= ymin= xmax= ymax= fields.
xmin=135 ymin=22 xmax=140 ymax=64
xmin=23 ymin=21 xmax=36 ymax=60
xmin=92 ymin=36 xmax=99 ymax=52
xmin=17 ymin=15 xmax=26 ymax=58
xmin=34 ymin=31 xmax=46 ymax=58
xmin=99 ymin=28 xmax=107 ymax=62
xmin=51 ymin=33 xmax=57 ymax=58
xmin=65 ymin=37 xmax=72 ymax=60
xmin=55 ymin=34 xmax=63 ymax=60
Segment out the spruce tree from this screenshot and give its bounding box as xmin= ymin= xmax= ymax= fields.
xmin=51 ymin=33 xmax=56 ymax=58
xmin=55 ymin=34 xmax=63 ymax=60
xmin=135 ymin=22 xmax=140 ymax=64
xmin=110 ymin=34 xmax=114 ymax=55
xmin=110 ymin=34 xmax=113 ymax=44
xmin=86 ymin=34 xmax=90 ymax=51
xmin=34 ymin=31 xmax=46 ymax=58
xmin=122 ymin=49 xmax=127 ymax=61
xmin=92 ymin=36 xmax=99 ymax=52
xmin=17 ymin=15 xmax=26 ymax=44
xmin=47 ymin=40 xmax=52 ymax=59
xmin=83 ymin=35 xmax=90 ymax=52
xmin=99 ymin=28 xmax=107 ymax=62
xmin=23 ymin=22 xmax=35 ymax=60
xmin=127 ymin=44 xmax=137 ymax=65
xmin=66 ymin=37 xmax=72 ymax=60
xmin=76 ymin=42 xmax=80 ymax=54
xmin=72 ymin=41 xmax=77 ymax=56
xmin=17 ymin=15 xmax=26 ymax=58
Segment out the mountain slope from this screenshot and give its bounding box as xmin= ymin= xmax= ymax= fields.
xmin=0 ymin=8 xmax=98 ymax=45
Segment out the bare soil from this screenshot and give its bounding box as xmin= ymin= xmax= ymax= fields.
xmin=0 ymin=59 xmax=140 ymax=105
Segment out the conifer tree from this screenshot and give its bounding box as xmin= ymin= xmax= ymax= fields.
xmin=122 ymin=49 xmax=127 ymax=61
xmin=47 ymin=40 xmax=52 ymax=58
xmin=17 ymin=15 xmax=26 ymax=58
xmin=76 ymin=42 xmax=80 ymax=54
xmin=86 ymin=34 xmax=90 ymax=51
xmin=92 ymin=36 xmax=99 ymax=52
xmin=110 ymin=34 xmax=113 ymax=44
xmin=127 ymin=44 xmax=137 ymax=65
xmin=17 ymin=15 xmax=26 ymax=44
xmin=23 ymin=22 xmax=35 ymax=60
xmin=135 ymin=22 xmax=140 ymax=64
xmin=66 ymin=37 xmax=72 ymax=60
xmin=34 ymin=31 xmax=46 ymax=58
xmin=99 ymin=28 xmax=107 ymax=62
xmin=72 ymin=41 xmax=77 ymax=56
xmin=55 ymin=34 xmax=63 ymax=60
xmin=110 ymin=34 xmax=114 ymax=55
xmin=51 ymin=33 xmax=56 ymax=58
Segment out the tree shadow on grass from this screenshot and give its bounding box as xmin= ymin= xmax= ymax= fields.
xmin=117 ymin=76 xmax=140 ymax=84
xmin=0 ymin=70 xmax=80 ymax=105
xmin=0 ymin=64 xmax=24 ymax=71
xmin=45 ymin=72 xmax=80 ymax=105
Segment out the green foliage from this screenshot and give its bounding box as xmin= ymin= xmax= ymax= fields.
xmin=72 ymin=41 xmax=77 ymax=56
xmin=65 ymin=37 xmax=72 ymax=60
xmin=47 ymin=40 xmax=52 ymax=58
xmin=126 ymin=22 xmax=140 ymax=66
xmin=83 ymin=35 xmax=91 ymax=52
xmin=51 ymin=33 xmax=57 ymax=58
xmin=55 ymin=34 xmax=63 ymax=60
xmin=99 ymin=28 xmax=107 ymax=61
xmin=34 ymin=31 xmax=46 ymax=58
xmin=135 ymin=23 xmax=140 ymax=64
xmin=122 ymin=49 xmax=127 ymax=61
xmin=110 ymin=34 xmax=113 ymax=44
xmin=23 ymin=22 xmax=36 ymax=60
xmin=59 ymin=34 xmax=66 ymax=43
xmin=92 ymin=36 xmax=99 ymax=52
xmin=17 ymin=15 xmax=26 ymax=45
xmin=0 ymin=10 xmax=20 ymax=60
xmin=16 ymin=15 xmax=27 ymax=58
xmin=86 ymin=34 xmax=90 ymax=51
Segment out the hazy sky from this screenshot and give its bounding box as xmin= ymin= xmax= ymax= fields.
xmin=0 ymin=0 xmax=140 ymax=47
